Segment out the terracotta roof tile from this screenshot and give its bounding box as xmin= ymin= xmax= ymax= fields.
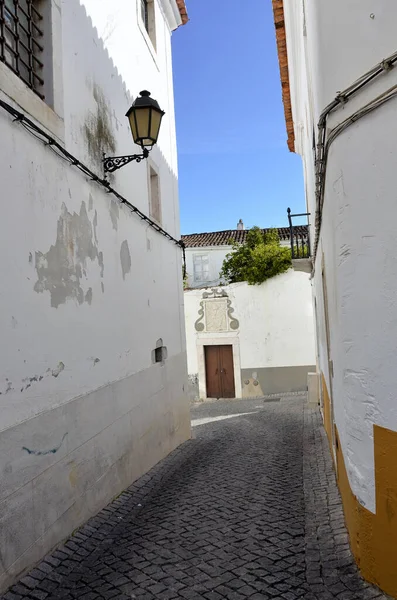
xmin=181 ymin=226 xmax=308 ymax=248
xmin=176 ymin=0 xmax=188 ymax=25
xmin=272 ymin=0 xmax=295 ymax=152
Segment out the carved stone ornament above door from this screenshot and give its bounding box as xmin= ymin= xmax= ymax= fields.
xmin=195 ymin=288 xmax=239 ymax=332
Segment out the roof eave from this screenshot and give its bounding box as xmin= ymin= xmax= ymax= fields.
xmin=160 ymin=0 xmax=188 ymax=30
xmin=176 ymin=0 xmax=188 ymax=25
xmin=272 ymin=0 xmax=295 ymax=153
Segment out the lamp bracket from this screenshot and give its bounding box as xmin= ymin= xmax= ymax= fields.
xmin=103 ymin=148 xmax=149 ymax=173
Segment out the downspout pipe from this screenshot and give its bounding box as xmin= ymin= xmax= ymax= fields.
xmin=312 ymin=50 xmax=397 ymax=274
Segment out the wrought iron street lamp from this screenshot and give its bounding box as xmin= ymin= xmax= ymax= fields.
xmin=103 ymin=90 xmax=165 ymax=174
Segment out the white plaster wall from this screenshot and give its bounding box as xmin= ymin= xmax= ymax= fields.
xmin=81 ymin=0 xmax=180 ymax=175
xmin=185 ymin=241 xmax=291 ymax=289
xmin=0 ymin=0 xmax=189 ymax=588
xmin=184 ymin=270 xmax=316 ymax=376
xmin=283 ymin=0 xmax=397 ymax=512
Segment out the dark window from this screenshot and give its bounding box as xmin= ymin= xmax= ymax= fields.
xmin=0 ymin=0 xmax=44 ymax=98
xmin=140 ymin=0 xmax=148 ymax=32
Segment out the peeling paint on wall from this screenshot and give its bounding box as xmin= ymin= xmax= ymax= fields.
xmin=52 ymin=362 xmax=65 ymax=378
xmin=34 ymin=202 xmax=104 ymax=308
xmin=120 ymin=240 xmax=131 ymax=280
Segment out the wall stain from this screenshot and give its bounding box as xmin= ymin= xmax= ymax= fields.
xmin=101 ymin=282 xmax=105 ymax=294
xmin=69 ymin=461 xmax=78 ymax=488
xmin=88 ymin=193 xmax=94 ymax=212
xmin=85 ymin=288 xmax=93 ymax=305
xmin=120 ymin=240 xmax=131 ymax=280
xmin=19 ymin=372 xmax=46 ymax=393
xmin=93 ymin=210 xmax=98 ymax=245
xmin=84 ymin=83 xmax=116 ymax=165
xmin=98 ymin=251 xmax=104 ymax=277
xmin=109 ymin=199 xmax=119 ymax=231
xmin=34 ymin=201 xmax=104 ymax=308
xmin=22 ymin=432 xmax=68 ymax=457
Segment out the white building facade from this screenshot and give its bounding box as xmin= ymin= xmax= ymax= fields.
xmin=183 ymin=227 xmax=316 ymax=400
xmin=272 ymin=0 xmax=397 ymax=594
xmin=0 ymin=0 xmax=190 ymax=590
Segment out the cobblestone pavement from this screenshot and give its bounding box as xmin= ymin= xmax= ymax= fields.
xmin=2 ymin=397 xmax=389 ymax=600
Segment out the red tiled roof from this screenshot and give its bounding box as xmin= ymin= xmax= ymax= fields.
xmin=181 ymin=226 xmax=308 ymax=248
xmin=272 ymin=0 xmax=295 ymax=152
xmin=176 ymin=0 xmax=188 ymax=25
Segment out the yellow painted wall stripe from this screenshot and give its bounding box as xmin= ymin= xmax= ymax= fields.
xmin=321 ymin=374 xmax=397 ymax=598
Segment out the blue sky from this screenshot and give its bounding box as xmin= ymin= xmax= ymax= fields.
xmin=172 ymin=0 xmax=306 ymax=235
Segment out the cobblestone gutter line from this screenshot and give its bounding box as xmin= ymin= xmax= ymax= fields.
xmin=303 ymin=406 xmax=389 ymax=599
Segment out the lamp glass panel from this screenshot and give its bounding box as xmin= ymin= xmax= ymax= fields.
xmin=149 ymin=109 xmax=162 ymax=142
xmin=134 ymin=106 xmax=150 ymax=141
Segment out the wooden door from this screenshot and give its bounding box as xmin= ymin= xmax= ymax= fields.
xmin=205 ymin=345 xmax=235 ymax=399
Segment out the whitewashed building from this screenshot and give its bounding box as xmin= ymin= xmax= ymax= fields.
xmin=272 ymin=0 xmax=397 ymax=594
xmin=0 ymin=0 xmax=190 ymax=590
xmin=183 ymin=224 xmax=316 ymax=400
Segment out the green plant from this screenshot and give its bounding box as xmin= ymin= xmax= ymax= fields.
xmin=220 ymin=226 xmax=292 ymax=285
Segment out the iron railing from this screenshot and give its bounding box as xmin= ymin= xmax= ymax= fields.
xmin=287 ymin=207 xmax=311 ymax=259
xmin=0 ymin=0 xmax=44 ymax=98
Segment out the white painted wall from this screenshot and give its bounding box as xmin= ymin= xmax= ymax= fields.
xmin=0 ymin=0 xmax=189 ymax=589
xmin=185 ymin=241 xmax=291 ymax=289
xmin=283 ymin=0 xmax=397 ymax=512
xmin=184 ymin=270 xmax=316 ymax=397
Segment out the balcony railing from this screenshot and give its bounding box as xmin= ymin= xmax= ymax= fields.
xmin=287 ymin=208 xmax=311 ymax=259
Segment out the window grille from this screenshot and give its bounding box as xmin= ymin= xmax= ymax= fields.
xmin=0 ymin=0 xmax=44 ymax=98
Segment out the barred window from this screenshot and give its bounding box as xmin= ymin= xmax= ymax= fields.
xmin=0 ymin=0 xmax=44 ymax=98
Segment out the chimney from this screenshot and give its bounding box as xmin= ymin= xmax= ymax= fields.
xmin=237 ymin=219 xmax=244 ymax=231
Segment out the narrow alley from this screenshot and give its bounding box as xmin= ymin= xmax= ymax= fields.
xmin=2 ymin=398 xmax=387 ymax=600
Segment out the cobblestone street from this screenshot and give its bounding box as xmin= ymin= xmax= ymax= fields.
xmin=2 ymin=397 xmax=388 ymax=600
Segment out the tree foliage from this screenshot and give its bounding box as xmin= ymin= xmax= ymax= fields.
xmin=220 ymin=227 xmax=292 ymax=285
